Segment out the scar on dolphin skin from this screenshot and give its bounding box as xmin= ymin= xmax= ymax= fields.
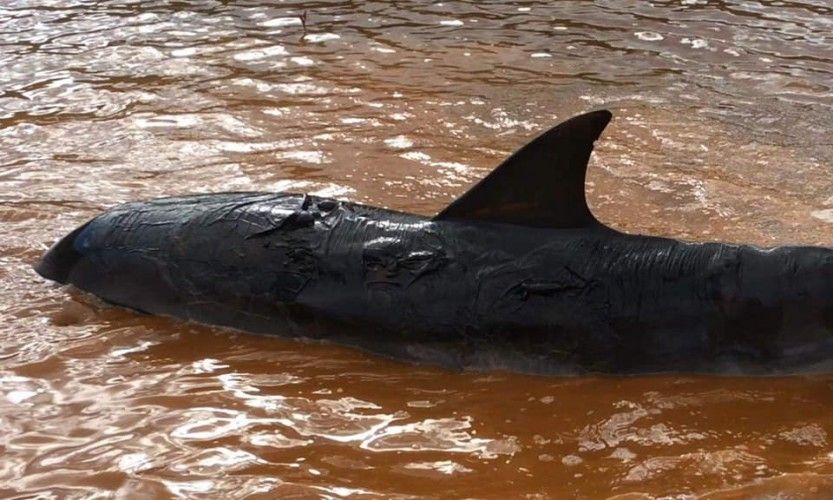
xmin=362 ymin=232 xmax=449 ymax=289
xmin=34 ymin=110 xmax=833 ymax=375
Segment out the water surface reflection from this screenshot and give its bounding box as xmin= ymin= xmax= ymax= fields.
xmin=2 ymin=0 xmax=833 ymax=497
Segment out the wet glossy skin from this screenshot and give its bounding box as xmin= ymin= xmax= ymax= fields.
xmin=4 ymin=0 xmax=833 ymax=497
xmin=37 ymin=191 xmax=833 ymax=374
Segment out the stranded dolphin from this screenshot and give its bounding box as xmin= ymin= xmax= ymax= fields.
xmin=34 ymin=110 xmax=833 ymax=374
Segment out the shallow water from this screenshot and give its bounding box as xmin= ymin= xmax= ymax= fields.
xmin=2 ymin=0 xmax=833 ymax=498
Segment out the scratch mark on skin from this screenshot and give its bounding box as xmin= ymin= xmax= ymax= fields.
xmin=512 ymin=279 xmax=587 ymax=301
xmin=207 ymin=197 xmax=273 ymax=226
xmin=245 ymin=210 xmax=315 ymax=239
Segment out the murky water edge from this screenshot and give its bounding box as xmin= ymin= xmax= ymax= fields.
xmin=2 ymin=1 xmax=833 ymax=498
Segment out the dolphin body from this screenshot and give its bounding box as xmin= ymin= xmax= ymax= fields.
xmin=35 ymin=111 xmax=833 ymax=374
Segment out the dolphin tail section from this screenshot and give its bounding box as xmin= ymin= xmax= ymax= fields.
xmin=433 ymin=110 xmax=612 ymax=228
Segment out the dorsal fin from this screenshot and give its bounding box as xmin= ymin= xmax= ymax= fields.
xmin=433 ymin=110 xmax=612 ymax=228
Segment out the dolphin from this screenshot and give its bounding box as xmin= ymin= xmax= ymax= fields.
xmin=34 ymin=110 xmax=833 ymax=374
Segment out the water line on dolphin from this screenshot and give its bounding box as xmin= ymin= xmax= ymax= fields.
xmin=34 ymin=111 xmax=833 ymax=374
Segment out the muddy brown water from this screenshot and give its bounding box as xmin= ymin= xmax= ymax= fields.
xmin=2 ymin=1 xmax=833 ymax=498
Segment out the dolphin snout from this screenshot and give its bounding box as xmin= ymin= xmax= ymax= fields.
xmin=34 ymin=222 xmax=92 ymax=284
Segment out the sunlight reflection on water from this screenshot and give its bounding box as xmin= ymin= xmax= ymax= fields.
xmin=2 ymin=0 xmax=833 ymax=497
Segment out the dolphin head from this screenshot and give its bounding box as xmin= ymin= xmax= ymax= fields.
xmin=34 ymin=210 xmax=184 ymax=313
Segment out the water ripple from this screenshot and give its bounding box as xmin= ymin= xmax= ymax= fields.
xmin=2 ymin=0 xmax=833 ymax=497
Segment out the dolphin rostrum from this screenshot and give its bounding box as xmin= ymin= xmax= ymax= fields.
xmin=35 ymin=110 xmax=833 ymax=374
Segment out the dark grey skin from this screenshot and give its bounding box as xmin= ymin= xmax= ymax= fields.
xmin=35 ymin=111 xmax=833 ymax=374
